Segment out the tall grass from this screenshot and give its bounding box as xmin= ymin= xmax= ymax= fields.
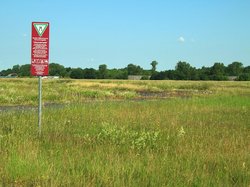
xmin=1 ymin=78 xmax=250 ymax=106
xmin=0 ymin=95 xmax=249 ymax=186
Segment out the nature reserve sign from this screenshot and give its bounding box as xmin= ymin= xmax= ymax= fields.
xmin=31 ymin=22 xmax=49 ymax=76
xmin=31 ymin=21 xmax=50 ymax=135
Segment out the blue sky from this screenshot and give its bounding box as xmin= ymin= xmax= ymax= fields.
xmin=0 ymin=0 xmax=249 ymax=71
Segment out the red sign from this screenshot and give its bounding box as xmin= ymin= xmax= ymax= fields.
xmin=31 ymin=22 xmax=49 ymax=76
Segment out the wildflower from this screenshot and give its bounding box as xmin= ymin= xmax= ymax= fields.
xmin=178 ymin=126 xmax=186 ymax=137
xmin=243 ymin=162 xmax=246 ymax=169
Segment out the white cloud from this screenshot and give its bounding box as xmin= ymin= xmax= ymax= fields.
xmin=178 ymin=36 xmax=185 ymax=43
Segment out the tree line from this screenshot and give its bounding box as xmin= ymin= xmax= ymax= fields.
xmin=0 ymin=61 xmax=250 ymax=81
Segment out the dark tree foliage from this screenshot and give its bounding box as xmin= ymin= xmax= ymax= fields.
xmin=243 ymin=66 xmax=250 ymax=73
xmin=65 ymin=67 xmax=72 ymax=77
xmin=198 ymin=67 xmax=210 ymax=80
xmin=210 ymin=63 xmax=228 ymax=80
xmin=175 ymin=61 xmax=198 ymax=80
xmin=49 ymin=63 xmax=66 ymax=77
xmin=151 ymin=61 xmax=158 ymax=73
xmin=127 ymin=64 xmax=143 ymax=75
xmin=98 ymin=64 xmax=107 ymax=79
xmin=226 ymin=62 xmax=243 ymax=76
xmin=0 ymin=69 xmax=12 ymax=76
xmin=107 ymin=69 xmax=128 ymax=79
xmin=150 ymin=72 xmax=167 ymax=80
xmin=238 ymin=73 xmax=250 ymax=81
xmin=70 ymin=68 xmax=84 ymax=79
xmin=19 ymin=64 xmax=31 ymax=77
xmin=83 ymin=68 xmax=97 ymax=79
xmin=166 ymin=70 xmax=178 ymax=80
xmin=1 ymin=61 xmax=249 ymax=81
xmin=12 ymin=65 xmax=20 ymax=74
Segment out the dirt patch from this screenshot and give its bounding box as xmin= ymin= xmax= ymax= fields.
xmin=0 ymin=105 xmax=36 ymax=112
xmin=0 ymin=103 xmax=67 ymax=112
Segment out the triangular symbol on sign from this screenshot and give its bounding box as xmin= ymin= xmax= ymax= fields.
xmin=34 ymin=23 xmax=48 ymax=37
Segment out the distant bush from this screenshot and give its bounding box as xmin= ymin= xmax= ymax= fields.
xmin=140 ymin=75 xmax=150 ymax=80
xmin=238 ymin=73 xmax=250 ymax=81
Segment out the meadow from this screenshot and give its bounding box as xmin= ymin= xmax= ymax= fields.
xmin=0 ymin=78 xmax=249 ymax=186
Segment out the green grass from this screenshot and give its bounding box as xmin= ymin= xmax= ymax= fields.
xmin=0 ymin=79 xmax=250 ymax=186
xmin=1 ymin=78 xmax=250 ymax=106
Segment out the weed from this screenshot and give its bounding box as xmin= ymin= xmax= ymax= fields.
xmin=97 ymin=123 xmax=160 ymax=150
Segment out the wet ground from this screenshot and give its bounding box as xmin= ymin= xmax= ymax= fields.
xmin=0 ymin=90 xmax=206 ymax=112
xmin=0 ymin=103 xmax=66 ymax=112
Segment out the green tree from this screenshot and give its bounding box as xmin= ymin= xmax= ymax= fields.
xmin=238 ymin=65 xmax=250 ymax=81
xmin=150 ymin=61 xmax=158 ymax=73
xmin=238 ymin=73 xmax=250 ymax=81
xmin=19 ymin=64 xmax=31 ymax=77
xmin=49 ymin=63 xmax=66 ymax=77
xmin=65 ymin=67 xmax=72 ymax=77
xmin=83 ymin=68 xmax=97 ymax=79
xmin=12 ymin=65 xmax=20 ymax=74
xmin=166 ymin=70 xmax=178 ymax=80
xmin=70 ymin=68 xmax=84 ymax=79
xmin=98 ymin=64 xmax=107 ymax=79
xmin=210 ymin=62 xmax=227 ymax=80
xmin=243 ymin=66 xmax=250 ymax=73
xmin=226 ymin=62 xmax=243 ymax=76
xmin=175 ymin=61 xmax=194 ymax=80
xmin=127 ymin=64 xmax=143 ymax=75
xmin=107 ymin=69 xmax=128 ymax=79
xmin=0 ymin=69 xmax=12 ymax=76
xmin=150 ymin=71 xmax=167 ymax=80
xmin=198 ymin=66 xmax=210 ymax=80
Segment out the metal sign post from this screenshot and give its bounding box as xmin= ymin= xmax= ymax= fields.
xmin=31 ymin=22 xmax=50 ymax=135
xmin=38 ymin=76 xmax=42 ymax=135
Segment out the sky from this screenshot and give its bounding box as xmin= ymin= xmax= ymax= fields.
xmin=0 ymin=0 xmax=249 ymax=71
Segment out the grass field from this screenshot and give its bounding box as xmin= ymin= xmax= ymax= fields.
xmin=0 ymin=79 xmax=250 ymax=186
